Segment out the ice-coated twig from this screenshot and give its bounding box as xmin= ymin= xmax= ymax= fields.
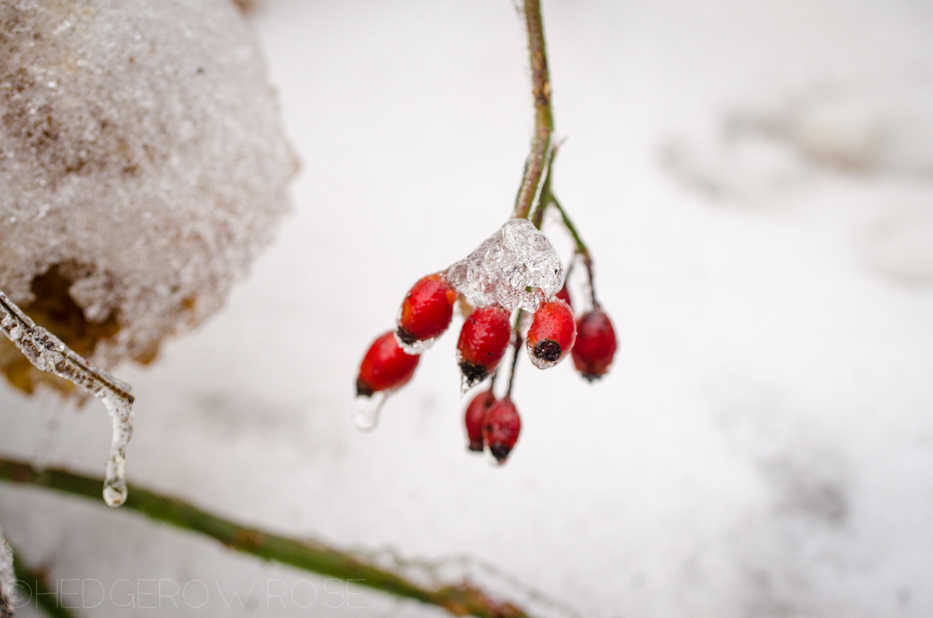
xmin=0 ymin=457 xmax=539 ymax=618
xmin=0 ymin=289 xmax=134 ymax=508
xmin=529 ymin=145 xmax=559 ymax=230
xmin=548 ymin=197 xmax=597 ymax=305
xmin=513 ymin=0 xmax=554 ymax=220
xmin=355 ymin=545 xmax=584 ymax=618
xmin=0 ymin=524 xmax=16 ymax=618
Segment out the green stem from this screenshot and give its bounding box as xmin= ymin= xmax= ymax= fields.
xmin=550 ymin=196 xmax=597 ymax=305
xmin=0 ymin=457 xmax=532 ymax=618
xmin=513 ymin=0 xmax=554 ymax=220
xmin=488 ymin=367 xmax=499 ymax=392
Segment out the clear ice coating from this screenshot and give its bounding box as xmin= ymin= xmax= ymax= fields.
xmin=526 ymin=339 xmax=561 ymax=370
xmin=0 ymin=289 xmax=134 ymax=508
xmin=446 ymin=219 xmax=564 ymax=313
xmin=394 ymin=331 xmax=439 ymax=356
xmin=0 ymin=0 xmax=297 ymax=368
xmin=100 ymin=393 xmax=133 ymax=507
xmin=354 ymin=392 xmax=388 ymax=432
xmin=457 ymin=360 xmax=485 ymax=394
xmin=0 ymin=524 xmax=15 ymax=618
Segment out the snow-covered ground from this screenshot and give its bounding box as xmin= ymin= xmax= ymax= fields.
xmin=2 ymin=0 xmax=933 ymax=616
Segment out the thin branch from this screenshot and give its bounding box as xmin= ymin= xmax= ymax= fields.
xmin=0 ymin=289 xmax=134 ymax=507
xmin=0 ymin=291 xmax=133 ymax=404
xmin=0 ymin=457 xmax=533 ymax=618
xmin=488 ymin=367 xmax=500 ymax=393
xmin=513 ymin=0 xmax=554 ymax=220
xmin=549 ymin=196 xmax=597 ymax=305
xmin=548 ymin=197 xmax=590 ymax=263
xmin=529 ymin=145 xmax=559 ymax=230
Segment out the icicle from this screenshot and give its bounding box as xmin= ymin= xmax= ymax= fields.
xmin=0 ymin=289 xmax=134 ymax=508
xmin=100 ymin=393 xmax=133 ymax=507
xmin=354 ymin=391 xmax=387 ymax=432
xmin=0 ymin=524 xmax=16 ymax=618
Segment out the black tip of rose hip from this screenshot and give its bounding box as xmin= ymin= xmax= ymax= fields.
xmin=356 ymin=378 xmax=373 ymax=398
xmin=581 ymin=372 xmax=603 ymax=383
xmin=533 ymin=339 xmax=562 ymax=362
xmin=489 ymin=443 xmax=512 ymax=463
xmin=395 ymin=327 xmax=416 ymax=346
xmin=468 ymin=441 xmax=484 ymax=453
xmin=459 ymin=360 xmax=488 ymax=385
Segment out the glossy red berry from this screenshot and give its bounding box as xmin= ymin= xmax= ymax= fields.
xmin=526 ymin=298 xmax=576 ymax=369
xmin=555 ymin=284 xmax=572 ymax=310
xmin=464 ymin=390 xmax=496 ymax=452
xmin=571 ymin=306 xmax=617 ymax=381
xmin=356 ymin=331 xmax=420 ymax=397
xmin=483 ymin=396 xmax=521 ymax=463
xmin=456 ymin=305 xmax=512 ymax=388
xmin=396 ymin=273 xmax=458 ymax=349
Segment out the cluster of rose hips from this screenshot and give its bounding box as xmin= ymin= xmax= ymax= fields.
xmin=355 ymin=239 xmax=617 ymax=464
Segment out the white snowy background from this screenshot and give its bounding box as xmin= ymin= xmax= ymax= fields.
xmin=3 ymin=0 xmax=933 ymax=616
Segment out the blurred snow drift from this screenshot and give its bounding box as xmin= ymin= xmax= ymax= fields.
xmin=0 ymin=0 xmax=296 ymax=390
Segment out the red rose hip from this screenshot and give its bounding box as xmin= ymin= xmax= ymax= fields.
xmin=555 ymin=284 xmax=572 ymax=310
xmin=526 ymin=298 xmax=576 ymax=369
xmin=571 ymin=306 xmax=617 ymax=381
xmin=396 ymin=273 xmax=458 ymax=352
xmin=356 ymin=331 xmax=420 ymax=397
xmin=464 ymin=390 xmax=496 ymax=452
xmin=483 ymin=396 xmax=521 ymax=463
xmin=456 ymin=305 xmax=512 ymax=389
